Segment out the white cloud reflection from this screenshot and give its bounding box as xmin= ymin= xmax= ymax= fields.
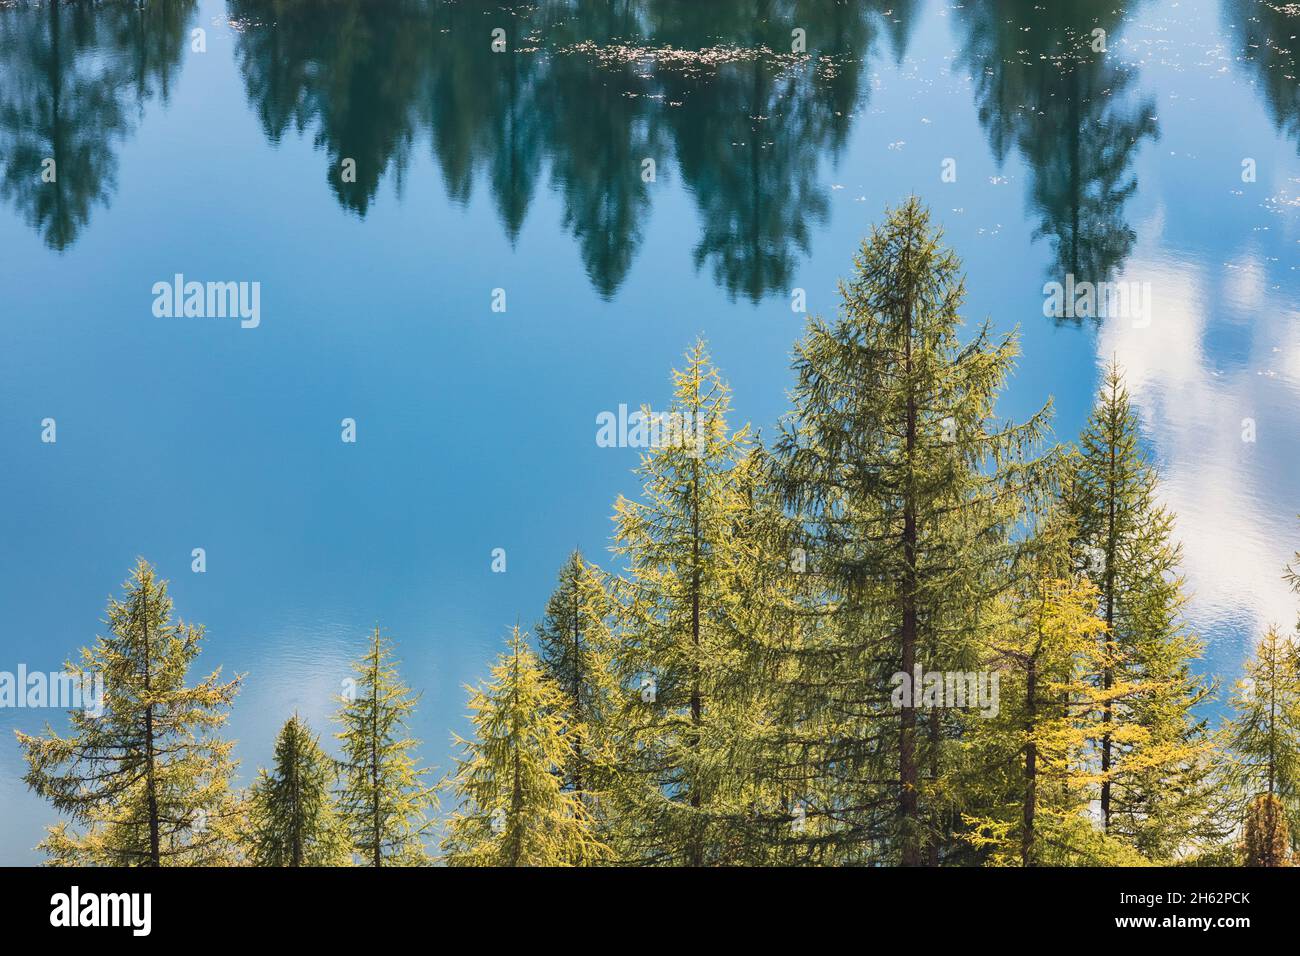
xmin=1098 ymin=215 xmax=1300 ymax=671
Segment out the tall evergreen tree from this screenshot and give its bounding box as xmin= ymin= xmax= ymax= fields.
xmin=534 ymin=550 xmax=620 ymax=805
xmin=441 ymin=627 xmax=608 ymax=866
xmin=247 ymin=714 xmax=350 ymax=866
xmin=1225 ymin=624 xmax=1300 ymax=859
xmin=713 ymin=442 xmax=832 ymax=865
xmin=16 ymin=558 xmax=242 ymax=866
xmin=962 ymin=522 xmax=1143 ymax=866
xmin=773 ymin=197 xmax=1053 ymax=865
xmin=1063 ymin=363 xmax=1219 ymax=860
xmin=335 ymin=627 xmax=435 ymax=866
xmin=609 ymin=340 xmax=776 ymax=865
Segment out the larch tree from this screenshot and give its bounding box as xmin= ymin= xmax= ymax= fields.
xmin=961 ymin=522 xmax=1143 ymax=866
xmin=715 ymin=443 xmax=833 ymax=865
xmin=247 ymin=713 xmax=351 ymax=866
xmin=441 ymin=626 xmax=608 ymax=866
xmin=1243 ymin=793 xmax=1291 ymax=867
xmin=1225 ymin=624 xmax=1300 ymax=862
xmin=534 ymin=550 xmax=620 ymax=809
xmin=1063 ymin=363 xmax=1219 ymax=860
xmin=16 ymin=558 xmax=243 ymax=866
xmin=773 ymin=197 xmax=1054 ymax=866
xmin=335 ymin=627 xmax=435 ymax=866
xmin=609 ymin=340 xmax=775 ymax=865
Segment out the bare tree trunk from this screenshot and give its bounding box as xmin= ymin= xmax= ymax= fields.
xmin=899 ymin=279 xmax=921 ymax=868
xmin=1023 ymin=659 xmax=1037 ymax=867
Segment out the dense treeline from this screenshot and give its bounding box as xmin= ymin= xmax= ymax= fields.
xmin=16 ymin=201 xmax=1300 ymax=866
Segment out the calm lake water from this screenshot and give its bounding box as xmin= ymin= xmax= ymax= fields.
xmin=1 ymin=0 xmax=1297 ymax=864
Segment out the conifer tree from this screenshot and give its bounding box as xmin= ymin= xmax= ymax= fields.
xmin=1063 ymin=364 xmax=1218 ymax=860
xmin=609 ymin=340 xmax=778 ymax=865
xmin=441 ymin=627 xmax=609 ymax=866
xmin=534 ymin=550 xmax=620 ymax=804
xmin=713 ymin=442 xmax=833 ymax=865
xmin=1225 ymin=625 xmax=1300 ymax=859
xmin=961 ymin=523 xmax=1143 ymax=866
xmin=773 ymin=198 xmax=1053 ymax=865
xmin=1243 ymin=793 xmax=1291 ymax=867
xmin=247 ymin=714 xmax=350 ymax=866
xmin=335 ymin=627 xmax=435 ymax=866
xmin=16 ymin=558 xmax=243 ymax=866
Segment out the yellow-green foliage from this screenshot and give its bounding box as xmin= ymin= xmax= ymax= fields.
xmin=16 ymin=559 xmax=243 ymax=866
xmin=335 ymin=628 xmax=436 ymax=866
xmin=442 ymin=627 xmax=609 ymax=866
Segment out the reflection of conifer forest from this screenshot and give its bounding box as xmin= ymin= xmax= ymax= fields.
xmin=17 ymin=200 xmax=1300 ymax=867
xmin=224 ymin=0 xmax=909 ymax=300
xmin=1225 ymin=0 xmax=1300 ymax=150
xmin=955 ymin=0 xmax=1159 ymax=298
xmin=0 ymin=0 xmax=195 ymax=249
xmin=4 ymin=1 xmax=1298 ymax=294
